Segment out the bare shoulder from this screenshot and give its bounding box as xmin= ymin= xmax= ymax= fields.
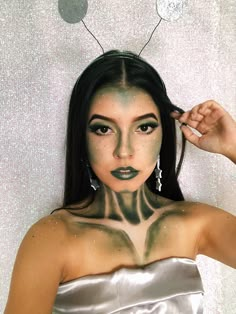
xmin=28 ymin=211 xmax=69 ymax=237
xmin=20 ymin=212 xmax=71 ymax=258
xmin=179 ymin=201 xmax=236 ymax=268
xmin=4 ymin=212 xmax=72 ymax=314
xmin=179 ymin=201 xmax=235 ymax=221
xmin=168 ymin=199 xmax=233 ymax=216
xmin=171 ymin=200 xmax=235 ymax=229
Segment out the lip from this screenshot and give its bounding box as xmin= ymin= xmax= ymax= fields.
xmin=111 ymin=167 xmax=139 ymax=180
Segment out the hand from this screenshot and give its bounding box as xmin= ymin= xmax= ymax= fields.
xmin=171 ymin=100 xmax=236 ymax=162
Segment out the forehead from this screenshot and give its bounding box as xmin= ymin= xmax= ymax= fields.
xmin=89 ymin=87 xmax=160 ymax=117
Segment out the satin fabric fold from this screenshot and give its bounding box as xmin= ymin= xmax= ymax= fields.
xmin=53 ymin=257 xmax=203 ymax=313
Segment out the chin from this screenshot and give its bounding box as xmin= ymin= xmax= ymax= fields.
xmin=115 ymin=188 xmax=139 ymax=193
xmin=105 ymin=181 xmax=144 ymax=193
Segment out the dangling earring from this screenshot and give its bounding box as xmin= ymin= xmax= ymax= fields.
xmin=155 ymin=157 xmax=162 ymax=192
xmin=86 ymin=164 xmax=99 ymax=191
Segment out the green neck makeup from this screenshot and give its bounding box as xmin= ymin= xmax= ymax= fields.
xmin=90 ymin=184 xmax=162 ymax=225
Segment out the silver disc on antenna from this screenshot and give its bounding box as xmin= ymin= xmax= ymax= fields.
xmin=156 ymin=0 xmax=185 ymax=21
xmin=58 ymin=0 xmax=88 ymax=24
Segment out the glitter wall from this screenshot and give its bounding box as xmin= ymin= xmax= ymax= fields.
xmin=0 ymin=0 xmax=235 ymax=312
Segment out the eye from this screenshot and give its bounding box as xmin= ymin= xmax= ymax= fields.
xmin=136 ymin=123 xmax=158 ymax=134
xmin=88 ymin=124 xmax=113 ymax=136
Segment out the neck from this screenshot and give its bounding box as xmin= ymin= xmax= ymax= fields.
xmin=92 ymin=184 xmax=161 ymax=225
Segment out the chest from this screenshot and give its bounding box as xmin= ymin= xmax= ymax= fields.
xmin=62 ymin=210 xmax=199 ymax=282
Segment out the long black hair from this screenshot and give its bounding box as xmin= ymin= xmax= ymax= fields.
xmin=64 ymin=50 xmax=186 ymax=207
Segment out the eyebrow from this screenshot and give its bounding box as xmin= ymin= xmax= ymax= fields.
xmin=88 ymin=113 xmax=158 ymax=124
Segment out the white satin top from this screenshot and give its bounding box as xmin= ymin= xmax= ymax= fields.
xmin=53 ymin=257 xmax=204 ymax=313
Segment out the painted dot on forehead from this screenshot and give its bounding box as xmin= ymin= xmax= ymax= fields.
xmin=58 ymin=0 xmax=88 ymax=24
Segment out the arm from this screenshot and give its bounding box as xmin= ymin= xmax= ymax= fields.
xmin=171 ymin=100 xmax=236 ymax=163
xmin=195 ymin=203 xmax=236 ymax=268
xmin=171 ymin=101 xmax=236 ymax=266
xmin=4 ymin=215 xmax=68 ymax=314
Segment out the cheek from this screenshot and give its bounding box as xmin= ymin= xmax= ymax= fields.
xmin=87 ymin=143 xmax=99 ymax=165
xmin=87 ymin=138 xmax=110 ymax=165
xmin=152 ymin=129 xmax=163 ymax=158
xmin=86 ymin=136 xmax=97 ymax=164
xmin=139 ymin=134 xmax=162 ymax=163
xmin=149 ymin=143 xmax=161 ymax=165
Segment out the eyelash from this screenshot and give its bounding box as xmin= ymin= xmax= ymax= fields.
xmin=136 ymin=123 xmax=159 ymax=134
xmin=88 ymin=122 xmax=159 ymax=136
xmin=88 ymin=124 xmax=113 ymax=136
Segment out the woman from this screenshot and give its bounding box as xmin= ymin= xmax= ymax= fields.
xmin=4 ymin=51 xmax=236 ymax=313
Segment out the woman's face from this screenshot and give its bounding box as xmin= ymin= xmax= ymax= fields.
xmin=86 ymin=87 xmax=162 ymax=192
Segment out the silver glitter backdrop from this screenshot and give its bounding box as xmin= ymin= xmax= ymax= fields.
xmin=0 ymin=0 xmax=235 ymax=312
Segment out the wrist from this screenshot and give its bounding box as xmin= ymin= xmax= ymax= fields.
xmin=222 ymin=144 xmax=236 ymax=164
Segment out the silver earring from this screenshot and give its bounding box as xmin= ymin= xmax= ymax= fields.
xmin=86 ymin=164 xmax=99 ymax=191
xmin=155 ymin=157 xmax=162 ymax=192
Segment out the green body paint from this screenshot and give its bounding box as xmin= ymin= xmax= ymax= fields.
xmin=76 ymin=221 xmax=138 ymax=263
xmin=80 ymin=87 xmax=170 ymax=263
xmin=68 ymin=184 xmax=188 ymax=264
xmin=144 ymin=209 xmax=187 ymax=259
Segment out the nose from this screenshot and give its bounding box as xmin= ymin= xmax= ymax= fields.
xmin=113 ymin=132 xmax=134 ymax=159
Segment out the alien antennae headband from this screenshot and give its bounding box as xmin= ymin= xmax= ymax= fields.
xmin=58 ymin=0 xmax=187 ymax=56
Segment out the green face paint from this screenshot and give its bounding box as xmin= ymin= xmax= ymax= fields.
xmin=86 ymin=87 xmax=162 ymax=195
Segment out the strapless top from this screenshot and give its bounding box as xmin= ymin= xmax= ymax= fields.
xmin=53 ymin=257 xmax=203 ymax=314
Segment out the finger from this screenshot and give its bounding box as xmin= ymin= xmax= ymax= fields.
xmin=189 ymin=100 xmax=222 ymax=117
xmin=183 ymin=103 xmax=224 ymax=129
xmin=181 ymin=119 xmax=201 ymax=130
xmin=178 ymin=111 xmax=203 ymax=129
xmin=190 ymin=112 xmax=204 ymax=122
xmin=182 ymin=119 xmax=212 ymax=135
xmin=186 ymin=120 xmax=201 ymax=129
xmin=198 ymin=100 xmax=221 ymax=111
xmin=180 ymin=125 xmax=201 ymax=147
xmin=178 ymin=111 xmax=191 ymax=123
xmin=190 ymin=105 xmax=205 ymax=121
xmin=204 ymin=108 xmax=225 ymax=126
xmin=196 ymin=122 xmax=211 ymax=134
xmin=171 ymin=112 xmax=201 ymax=131
xmin=197 ymin=101 xmax=225 ymax=119
xmin=194 ymin=107 xmax=225 ymax=131
xmin=170 ymin=111 xmax=182 ymax=120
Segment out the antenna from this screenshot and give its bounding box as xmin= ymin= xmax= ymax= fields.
xmin=139 ymin=18 xmax=162 ymax=56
